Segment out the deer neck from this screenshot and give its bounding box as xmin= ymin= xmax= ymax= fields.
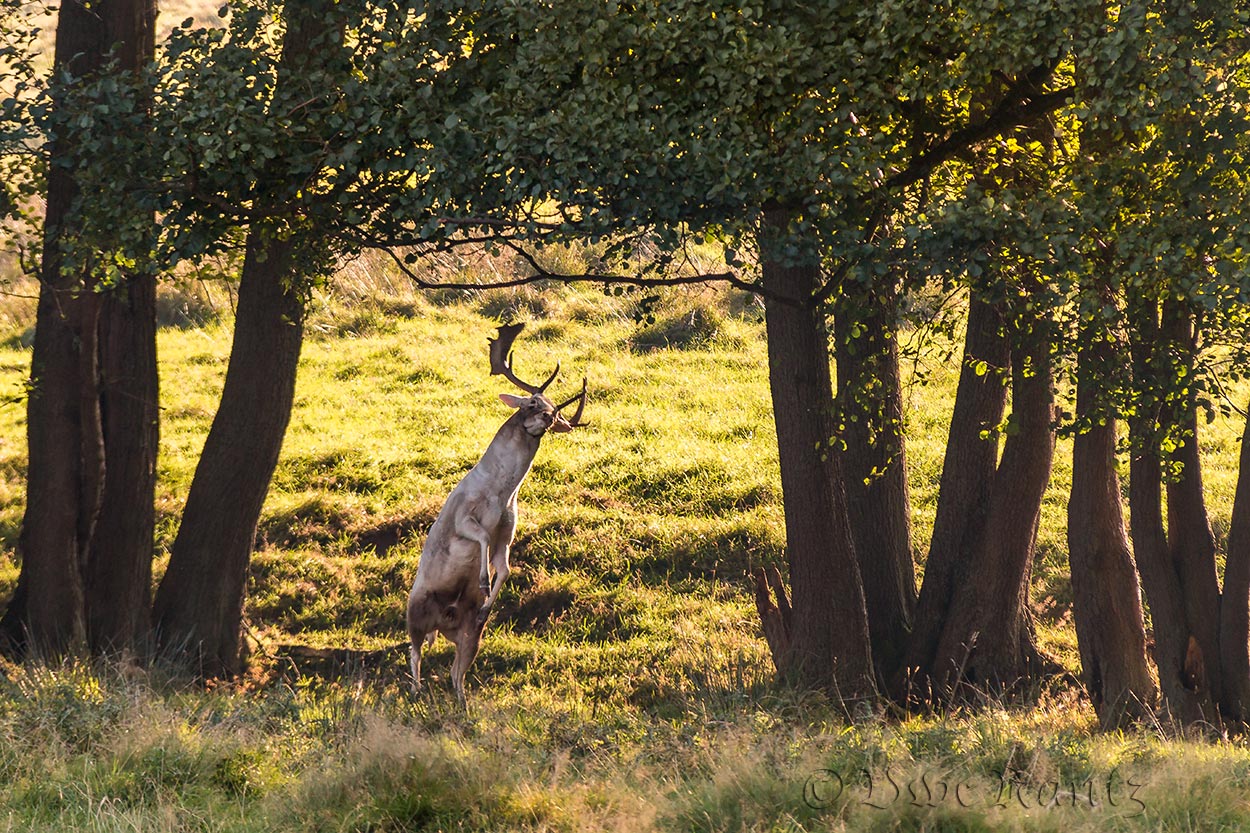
xmin=475 ymin=419 xmax=542 ymax=494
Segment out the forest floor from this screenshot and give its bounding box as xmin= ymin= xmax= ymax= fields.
xmin=0 ymin=253 xmax=1249 ymax=831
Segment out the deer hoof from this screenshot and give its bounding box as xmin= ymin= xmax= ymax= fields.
xmin=476 ymin=604 xmax=492 ymax=627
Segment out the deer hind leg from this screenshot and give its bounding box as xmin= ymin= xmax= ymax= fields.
xmin=407 ymin=589 xmax=468 ymax=694
xmin=407 ymin=596 xmax=439 ymax=694
xmin=448 ymin=615 xmax=486 ymax=707
xmin=409 ymin=638 xmax=426 ymax=693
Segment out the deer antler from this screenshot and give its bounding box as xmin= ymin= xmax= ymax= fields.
xmin=555 ymin=378 xmax=589 ymax=427
xmin=488 ymin=323 xmax=559 ymax=394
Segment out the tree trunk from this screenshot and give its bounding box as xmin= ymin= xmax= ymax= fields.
xmin=85 ymin=272 xmax=160 ymax=654
xmin=153 ymin=236 xmax=303 ymax=677
xmin=1128 ymin=425 xmax=1213 ymax=723
xmin=758 ymin=205 xmax=876 ymax=701
xmin=1126 ymin=303 xmax=1214 ymax=724
xmin=78 ymin=0 xmax=159 ymax=657
xmin=1219 ymin=402 xmax=1250 ymax=721
xmin=928 ymin=322 xmax=1057 ymax=694
xmin=834 ymin=278 xmax=916 ymax=684
xmin=895 ymin=297 xmax=1008 ymax=700
xmin=1067 ymin=336 xmax=1155 ymax=728
xmin=0 ymin=0 xmax=114 ymax=657
xmin=1164 ymin=409 xmax=1224 ymax=709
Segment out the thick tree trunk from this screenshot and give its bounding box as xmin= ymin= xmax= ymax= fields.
xmin=895 ymin=298 xmax=1008 ymax=700
xmin=1067 ymin=337 xmax=1155 ymax=728
xmin=758 ymin=206 xmax=876 ymax=700
xmin=1219 ymin=402 xmax=1250 ymax=721
xmin=0 ymin=0 xmax=112 ymax=657
xmin=835 ymin=279 xmax=915 ymax=684
xmin=1126 ymin=303 xmax=1214 ymax=724
xmin=1128 ymin=424 xmax=1213 ymax=723
xmin=1165 ymin=410 xmax=1224 ymax=708
xmin=153 ymin=236 xmax=303 ymax=677
xmin=79 ymin=0 xmax=159 ymax=657
xmin=1159 ymin=303 xmax=1225 ymax=712
xmin=86 ymin=273 xmax=160 ymax=654
xmin=928 ymin=325 xmax=1057 ymax=694
xmin=0 ymin=248 xmax=93 ymax=656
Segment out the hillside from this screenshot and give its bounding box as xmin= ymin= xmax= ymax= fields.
xmin=0 ymin=263 xmax=1249 ymax=830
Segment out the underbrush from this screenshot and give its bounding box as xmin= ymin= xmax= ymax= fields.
xmin=1 ymin=660 xmax=1248 ymax=832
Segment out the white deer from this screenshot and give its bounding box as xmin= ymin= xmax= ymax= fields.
xmin=406 ymin=323 xmax=587 ymax=704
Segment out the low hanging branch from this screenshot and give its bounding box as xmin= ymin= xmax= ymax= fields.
xmin=367 ymin=235 xmax=786 ymax=302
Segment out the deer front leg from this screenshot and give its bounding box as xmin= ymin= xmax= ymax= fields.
xmin=454 ymin=514 xmax=493 ymax=599
xmin=477 ymin=542 xmax=511 ymax=626
xmin=478 ymin=501 xmax=517 ymax=625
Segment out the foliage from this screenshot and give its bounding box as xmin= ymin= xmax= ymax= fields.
xmin=1071 ymin=2 xmax=1250 ymax=438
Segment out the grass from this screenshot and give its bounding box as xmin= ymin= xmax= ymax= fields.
xmin=0 ymin=252 xmax=1249 ymax=830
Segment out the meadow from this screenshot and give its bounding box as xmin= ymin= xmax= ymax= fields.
xmin=1 ymin=250 xmax=1250 ymax=831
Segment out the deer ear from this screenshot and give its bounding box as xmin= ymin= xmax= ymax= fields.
xmin=499 ymin=393 xmax=529 ymax=408
xmin=549 ymin=416 xmax=574 ymax=433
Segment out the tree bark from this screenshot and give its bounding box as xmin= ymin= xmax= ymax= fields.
xmin=895 ymin=297 xmax=1008 ymax=700
xmin=1219 ymin=402 xmax=1250 ymax=721
xmin=1066 ymin=335 xmax=1155 ymax=728
xmin=85 ymin=272 xmax=160 ymax=654
xmin=1126 ymin=303 xmax=1214 ymax=724
xmin=78 ymin=0 xmax=159 ymax=657
xmin=928 ymin=321 xmax=1057 ymax=694
xmin=834 ymin=278 xmax=916 ymax=684
xmin=1157 ymin=302 xmax=1226 ymax=714
xmin=1128 ymin=426 xmax=1213 ymax=723
xmin=153 ymin=236 xmax=303 ymax=677
xmin=758 ymin=205 xmax=876 ymax=701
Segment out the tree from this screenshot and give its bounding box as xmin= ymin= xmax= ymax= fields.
xmin=152 ymin=1 xmax=348 ymax=676
xmin=0 ymin=0 xmax=159 ymax=659
xmin=833 ymin=268 xmax=916 ymax=684
xmin=1059 ymin=2 xmax=1157 ymax=728
xmin=897 ymin=76 xmax=1070 ymax=700
xmin=1065 ymin=0 xmax=1250 ymax=725
xmin=1066 ymin=318 xmax=1156 ymax=728
xmin=760 ymin=206 xmax=876 ymax=697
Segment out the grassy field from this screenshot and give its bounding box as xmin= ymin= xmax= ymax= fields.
xmin=0 ymin=256 xmax=1249 ymax=831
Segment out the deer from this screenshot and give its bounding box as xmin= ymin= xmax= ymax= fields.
xmin=406 ymin=323 xmax=588 ymax=705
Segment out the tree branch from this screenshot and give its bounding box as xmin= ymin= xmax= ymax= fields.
xmin=372 ymin=243 xmax=787 ymax=302
xmin=886 ymin=85 xmax=1075 ymax=193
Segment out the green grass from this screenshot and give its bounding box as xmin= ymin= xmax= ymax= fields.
xmin=1 ymin=263 xmax=1250 ymax=830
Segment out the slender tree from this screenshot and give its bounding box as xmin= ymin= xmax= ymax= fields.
xmin=1066 ymin=328 xmax=1155 ymax=727
xmin=760 ymin=206 xmax=876 ymax=698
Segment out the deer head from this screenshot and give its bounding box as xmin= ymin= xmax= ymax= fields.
xmin=489 ymin=323 xmax=588 ymax=436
